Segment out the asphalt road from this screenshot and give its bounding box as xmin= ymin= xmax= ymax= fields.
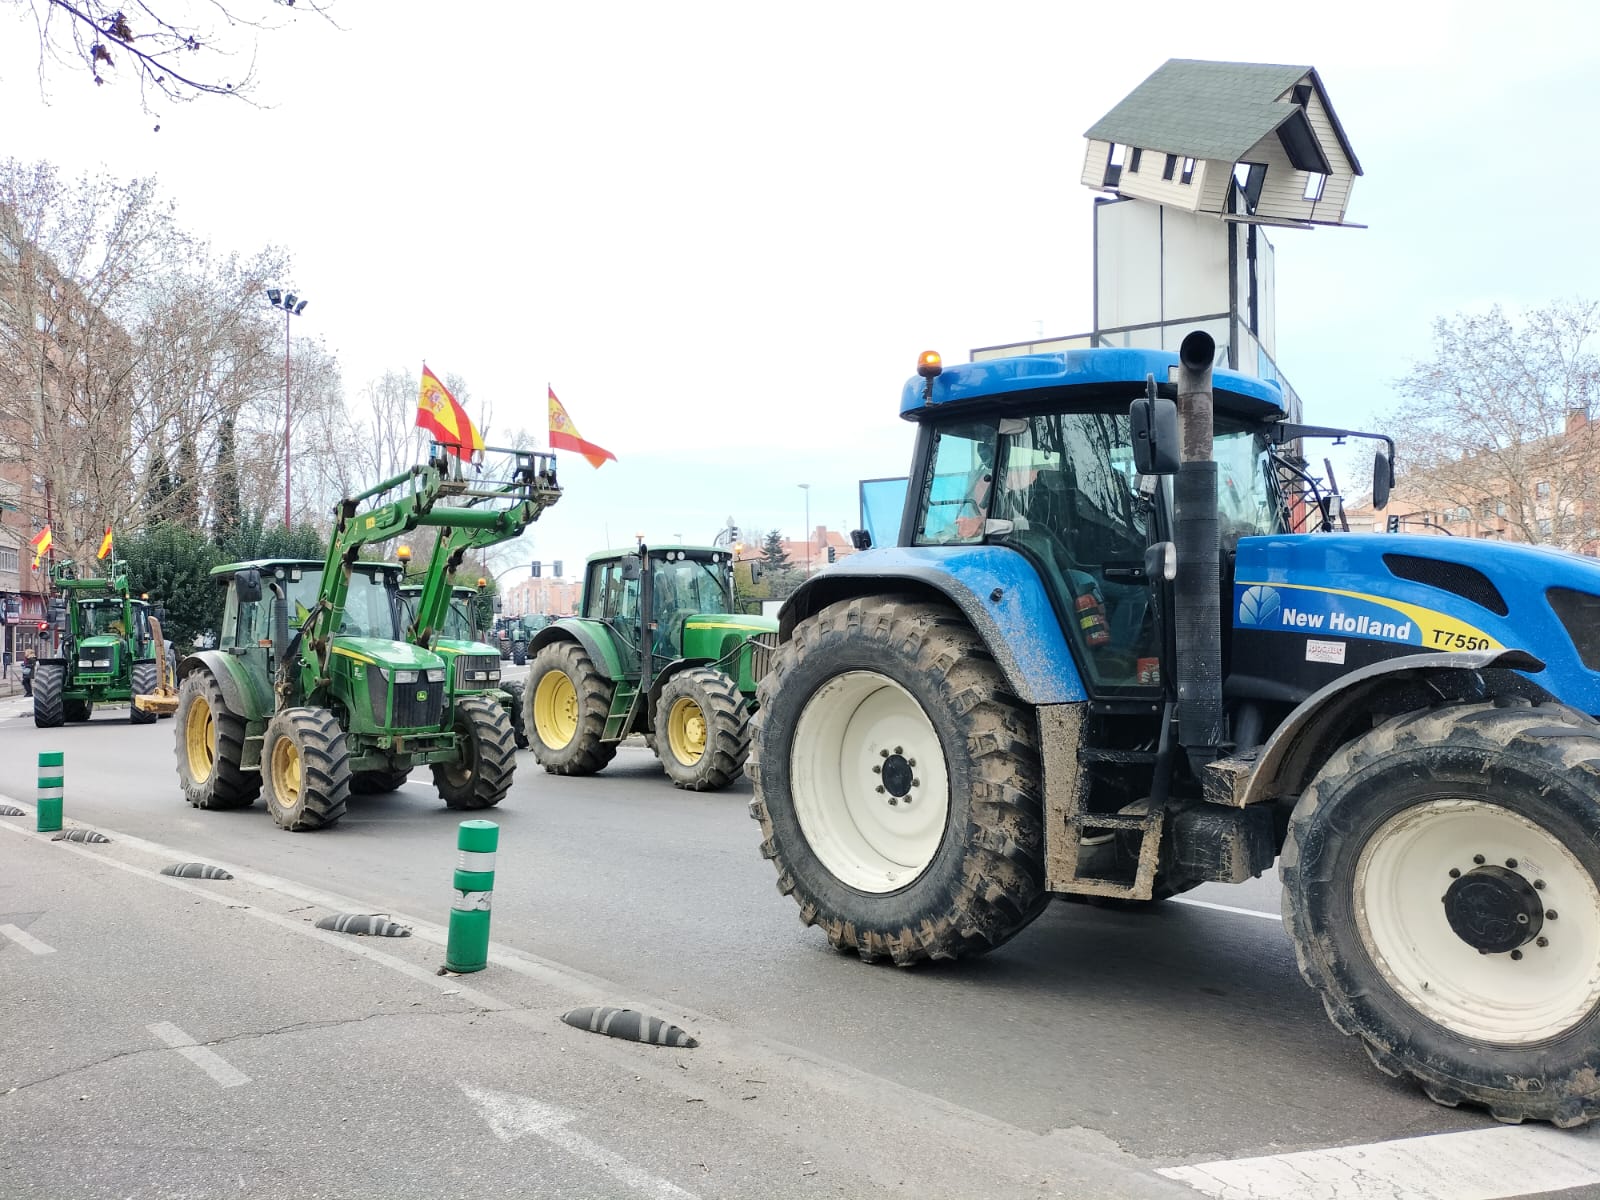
xmin=3 ymin=681 xmax=1598 ymax=1200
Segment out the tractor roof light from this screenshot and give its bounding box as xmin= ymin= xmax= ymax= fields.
xmin=397 ymin=544 xmax=412 ymax=561
xmin=477 ymin=577 xmax=487 ymax=588
xmin=918 ymin=350 xmax=943 ymax=400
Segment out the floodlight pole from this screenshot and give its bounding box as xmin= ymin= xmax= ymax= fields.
xmin=798 ymin=483 xmax=811 ymax=574
xmin=267 ymin=289 xmax=308 ymax=526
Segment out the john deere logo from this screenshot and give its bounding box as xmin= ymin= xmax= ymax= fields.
xmin=1238 ymin=585 xmax=1281 ymax=627
xmin=416 ymin=689 xmax=428 ymax=702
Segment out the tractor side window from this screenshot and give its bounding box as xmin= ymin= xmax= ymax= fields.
xmin=597 ymin=562 xmax=640 ymax=626
xmin=993 ymin=411 xmax=1160 ymax=692
xmin=1214 ymin=428 xmax=1285 ymax=545
xmin=914 ymin=421 xmax=997 ymax=545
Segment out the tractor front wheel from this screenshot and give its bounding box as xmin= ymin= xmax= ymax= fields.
xmin=434 ymin=697 xmax=517 ymax=809
xmin=504 ymin=681 xmax=530 ymax=750
xmin=129 ymin=661 xmax=158 ymax=725
xmin=262 ymin=707 xmax=351 ymax=831
xmin=174 ymin=671 xmax=260 ymax=809
xmin=527 ymin=641 xmax=616 ymax=775
xmin=1282 ymin=701 xmax=1600 ymax=1126
xmin=749 ymin=596 xmax=1047 ymax=964
xmin=655 ymin=667 xmax=751 ymax=791
xmin=31 ymin=663 xmax=64 ymax=728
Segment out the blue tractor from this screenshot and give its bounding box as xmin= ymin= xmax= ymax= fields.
xmin=750 ymin=333 xmax=1600 ymax=1126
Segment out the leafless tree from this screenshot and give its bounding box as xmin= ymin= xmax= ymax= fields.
xmin=6 ymin=0 xmax=335 ymax=114
xmin=1394 ymin=301 xmax=1600 ymax=552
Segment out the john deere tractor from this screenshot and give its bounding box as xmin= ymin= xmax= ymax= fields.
xmin=33 ymin=558 xmax=165 ymax=728
xmin=399 ymin=581 xmax=529 ymax=751
xmin=164 ymin=444 xmax=560 ymax=830
xmin=748 ymin=335 xmax=1600 ymax=1126
xmin=525 ymin=543 xmax=777 ymax=790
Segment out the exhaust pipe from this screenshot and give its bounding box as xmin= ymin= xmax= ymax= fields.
xmin=1173 ymin=331 xmax=1223 ymax=767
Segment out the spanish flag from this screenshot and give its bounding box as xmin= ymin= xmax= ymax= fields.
xmin=29 ymin=525 xmax=51 ymax=569
xmin=547 ymin=387 xmax=616 ymax=469
xmin=416 ymin=365 xmax=484 ymax=460
xmin=97 ymin=526 xmax=114 ymax=560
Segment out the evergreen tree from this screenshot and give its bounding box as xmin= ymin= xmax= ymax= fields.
xmin=762 ymin=529 xmax=790 ymax=569
xmin=119 ymin=524 xmax=222 ymax=649
xmin=212 ymin=416 xmax=242 ymax=546
xmin=145 ymin=440 xmax=176 ymax=525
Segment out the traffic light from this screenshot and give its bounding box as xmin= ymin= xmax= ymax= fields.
xmin=531 ymin=561 xmax=541 ymax=578
xmin=827 ymin=546 xmax=836 ymax=563
xmin=36 ymin=621 xmax=47 ymax=632
xmin=1386 ymin=515 xmax=1400 ymax=533
xmin=553 ymin=560 xmax=563 ymax=578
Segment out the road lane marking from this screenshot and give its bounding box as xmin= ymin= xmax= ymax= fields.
xmin=461 ymin=1083 xmax=700 ymax=1199
xmin=0 ymin=923 xmax=55 ymax=955
xmin=1160 ymin=1124 xmax=1600 ymax=1199
xmin=147 ymin=1021 xmax=251 ymax=1089
xmin=1171 ymin=896 xmax=1282 ymax=922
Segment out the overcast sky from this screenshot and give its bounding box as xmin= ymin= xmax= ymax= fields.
xmin=4 ymin=0 xmax=1598 ymax=574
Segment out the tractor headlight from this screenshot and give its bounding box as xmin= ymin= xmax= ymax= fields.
xmin=486 ymin=670 xmax=500 ymax=682
xmin=426 ymin=668 xmax=445 ymax=683
xmin=395 ymin=670 xmax=419 ymax=684
xmin=93 ymin=658 xmax=111 ymax=668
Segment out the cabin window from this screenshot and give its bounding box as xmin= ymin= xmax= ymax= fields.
xmin=1179 ymin=157 xmax=1195 ymax=185
xmin=1162 ymin=154 xmax=1177 ymax=181
xmin=1128 ymin=148 xmax=1142 ymax=173
xmin=1292 ymin=83 xmax=1312 ymax=106
xmin=1103 ymin=143 xmax=1125 ymax=188
xmin=1302 ymin=172 xmax=1326 ymax=202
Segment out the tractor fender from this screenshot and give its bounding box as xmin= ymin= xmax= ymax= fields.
xmin=778 ymin=546 xmax=1086 ymax=706
xmin=177 ymin=649 xmax=275 ymax=723
xmin=528 ymin=619 xmax=627 ymax=681
xmin=1238 ymin=647 xmax=1553 ymax=808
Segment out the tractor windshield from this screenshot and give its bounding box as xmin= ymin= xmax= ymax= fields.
xmin=1214 ymin=424 xmax=1287 ymax=543
xmin=77 ymin=600 xmax=127 ymax=638
xmin=340 ymin=572 xmax=400 ymax=639
xmin=442 ymin=598 xmax=475 ymax=641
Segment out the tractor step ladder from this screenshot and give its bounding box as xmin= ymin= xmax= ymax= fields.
xmin=1060 ymin=803 xmax=1166 ymax=901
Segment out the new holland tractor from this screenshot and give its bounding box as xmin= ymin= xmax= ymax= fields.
xmin=749 ymin=334 xmax=1600 ymax=1126
xmin=399 ymin=580 xmax=529 ymax=751
xmin=33 ymin=558 xmax=165 ymax=728
xmin=525 ymin=543 xmax=778 ymax=790
xmin=163 ymin=444 xmax=560 ymax=830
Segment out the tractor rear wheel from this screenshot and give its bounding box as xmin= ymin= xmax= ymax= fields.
xmin=527 ymin=641 xmax=616 ymax=775
xmin=749 ymin=596 xmax=1047 ymax=964
xmin=434 ymin=696 xmax=517 ymax=809
xmin=262 ymin=706 xmax=351 ymax=831
xmin=1282 ymin=700 xmax=1600 ymax=1127
xmin=504 ymin=681 xmax=530 ymax=750
xmin=129 ymin=661 xmax=158 ymax=725
xmin=350 ymin=767 xmax=412 ymax=795
xmin=174 ymin=671 xmax=260 ymax=809
xmin=655 ymin=667 xmax=751 ymax=791
xmin=31 ymin=663 xmax=64 ymax=728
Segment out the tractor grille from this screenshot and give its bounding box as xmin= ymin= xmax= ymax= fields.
xmin=454 ymin=654 xmax=501 ymax=692
xmin=393 ymin=678 xmax=446 ymax=730
xmin=748 ymin=633 xmax=779 ymax=683
xmin=1384 ymin=554 xmax=1509 ymax=617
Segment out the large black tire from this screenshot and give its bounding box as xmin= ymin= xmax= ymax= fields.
xmin=526 ymin=641 xmax=617 ymax=776
xmin=504 ymin=682 xmax=530 ymax=750
xmin=511 ymin=640 xmax=527 ymax=666
xmin=655 ymin=667 xmax=751 ymax=791
xmin=64 ymin=697 xmax=92 ymax=722
xmin=350 ymin=767 xmax=412 ymax=795
xmin=129 ymin=661 xmax=158 ymax=724
xmin=174 ymin=671 xmax=260 ymax=809
xmin=262 ymin=706 xmax=351 ymax=831
xmin=31 ymin=663 xmax=64 ymax=728
xmin=749 ymin=596 xmax=1047 ymax=964
xmin=1282 ymin=700 xmax=1600 ymax=1127
xmin=433 ymin=696 xmax=517 ymax=809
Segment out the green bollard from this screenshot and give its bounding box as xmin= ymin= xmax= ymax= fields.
xmin=37 ymin=751 xmax=63 ymax=833
xmin=445 ymin=819 xmax=498 ymax=973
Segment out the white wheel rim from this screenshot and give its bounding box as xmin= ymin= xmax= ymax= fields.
xmin=1356 ymin=799 xmax=1600 ymax=1044
xmin=789 ymin=670 xmax=949 ymax=893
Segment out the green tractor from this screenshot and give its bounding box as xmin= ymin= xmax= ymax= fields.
xmin=33 ymin=558 xmax=166 ymax=728
xmin=525 ymin=542 xmax=777 ymax=790
xmin=164 ymin=444 xmax=560 ymax=830
xmin=399 ymin=581 xmax=530 ymax=751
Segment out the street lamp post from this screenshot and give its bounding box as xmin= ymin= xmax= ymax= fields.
xmin=266 ymin=288 xmax=308 ymax=526
xmin=798 ymin=483 xmax=811 ymax=574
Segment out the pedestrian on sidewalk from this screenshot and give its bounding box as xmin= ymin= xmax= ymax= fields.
xmin=21 ymin=650 xmax=34 ymax=697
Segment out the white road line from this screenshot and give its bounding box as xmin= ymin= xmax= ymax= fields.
xmin=0 ymin=923 xmax=55 ymax=955
xmin=461 ymin=1083 xmax=700 ymax=1200
xmin=1171 ymin=896 xmax=1282 ymax=922
xmin=1160 ymin=1124 xmax=1600 ymax=1200
xmin=147 ymin=1021 xmax=251 ymax=1089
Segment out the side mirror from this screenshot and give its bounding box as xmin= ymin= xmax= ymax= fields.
xmin=849 ymin=529 xmax=872 ymax=551
xmin=749 ymin=562 xmax=765 ymax=583
xmin=1130 ymin=394 xmax=1181 ymax=476
xmin=1372 ymin=451 xmax=1395 ymax=511
xmin=620 ymin=555 xmax=642 ymax=582
xmin=234 ymin=569 xmax=263 ymax=604
xmin=493 ymin=596 xmax=503 ymax=612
